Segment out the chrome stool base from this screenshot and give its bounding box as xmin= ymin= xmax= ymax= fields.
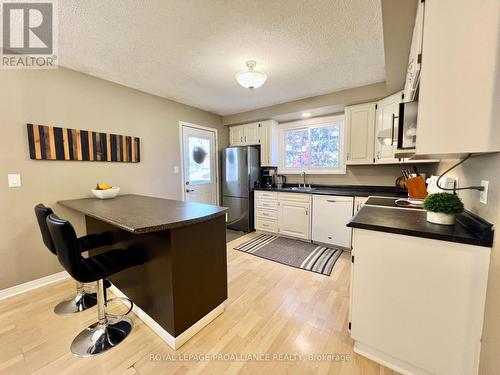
xmin=70 ymin=317 xmax=132 ymax=357
xmin=54 ymin=292 xmax=97 ymax=315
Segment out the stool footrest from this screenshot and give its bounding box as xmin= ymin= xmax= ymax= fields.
xmin=105 ymin=297 xmax=134 ymax=322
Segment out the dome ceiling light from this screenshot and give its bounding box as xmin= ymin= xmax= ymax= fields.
xmin=235 ymin=60 xmax=267 ymax=89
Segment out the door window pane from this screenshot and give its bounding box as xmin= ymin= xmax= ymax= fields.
xmin=310 ymin=126 xmax=340 ymax=168
xmin=285 ymin=128 xmax=309 ymax=169
xmin=189 ymin=136 xmax=211 ymax=184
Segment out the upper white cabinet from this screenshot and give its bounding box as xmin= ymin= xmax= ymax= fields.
xmin=403 ymin=0 xmax=424 ymax=103
xmin=312 ymin=195 xmax=353 ymax=248
xmin=416 ymin=0 xmax=500 ymax=156
xmin=259 ymin=120 xmax=279 ymax=167
xmin=374 ymin=92 xmax=403 ymax=164
xmin=244 ymin=122 xmax=260 ymax=144
xmin=229 ymin=123 xmax=259 ymax=146
xmin=229 ymin=125 xmax=245 ymax=146
xmin=346 ymin=102 xmax=376 ymax=165
xmin=229 ymin=120 xmax=278 ymax=166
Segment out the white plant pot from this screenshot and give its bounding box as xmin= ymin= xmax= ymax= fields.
xmin=426 ymin=211 xmax=456 ymax=225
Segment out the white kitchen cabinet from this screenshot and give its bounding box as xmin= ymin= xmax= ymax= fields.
xmin=277 ymin=193 xmax=311 ymax=240
xmin=229 ymin=126 xmax=245 ymax=146
xmin=254 ymin=191 xmax=278 ymax=233
xmin=229 ymin=120 xmax=279 ymax=166
xmin=403 ymin=0 xmax=424 ymax=103
xmin=350 ymin=229 xmax=490 ymax=375
xmin=259 ymin=120 xmax=279 ymax=167
xmin=345 ymin=102 xmax=376 ymax=165
xmin=244 ymin=122 xmax=260 ymax=144
xmin=374 ymin=92 xmax=402 ymax=164
xmin=416 ymin=0 xmax=500 ymax=156
xmin=312 ymin=195 xmax=353 ymax=248
xmin=229 ymin=123 xmax=259 ymax=146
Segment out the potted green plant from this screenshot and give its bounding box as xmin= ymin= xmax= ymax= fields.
xmin=423 ymin=192 xmax=464 ymax=225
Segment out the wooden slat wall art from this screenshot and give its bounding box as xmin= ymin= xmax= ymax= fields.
xmin=26 ymin=124 xmax=140 ymax=162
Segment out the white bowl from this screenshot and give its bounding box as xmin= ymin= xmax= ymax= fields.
xmin=91 ymin=187 xmax=120 ymax=199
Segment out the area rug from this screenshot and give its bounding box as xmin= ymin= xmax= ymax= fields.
xmin=234 ymin=234 xmax=343 ymax=276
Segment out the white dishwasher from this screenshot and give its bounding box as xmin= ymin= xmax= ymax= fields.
xmin=312 ymin=195 xmax=354 ymax=248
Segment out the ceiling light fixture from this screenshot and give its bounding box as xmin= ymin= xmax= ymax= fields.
xmin=302 ymin=112 xmax=312 ymax=118
xmin=235 ymin=60 xmax=267 ymax=89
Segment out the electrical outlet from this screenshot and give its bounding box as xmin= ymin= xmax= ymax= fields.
xmin=7 ymin=174 xmax=21 ymax=187
xmin=480 ymin=180 xmax=489 ymax=204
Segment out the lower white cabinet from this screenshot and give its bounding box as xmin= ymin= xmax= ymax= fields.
xmin=254 ymin=191 xmax=311 ymax=240
xmin=350 ymin=229 xmax=491 ymax=375
xmin=277 ymin=193 xmax=311 ymax=240
xmin=312 ymin=195 xmax=353 ymax=248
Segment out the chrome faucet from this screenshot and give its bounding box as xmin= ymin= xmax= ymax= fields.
xmin=300 ymin=171 xmax=307 ymax=188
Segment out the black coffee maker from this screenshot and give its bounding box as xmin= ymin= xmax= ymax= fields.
xmin=261 ymin=167 xmax=276 ymax=188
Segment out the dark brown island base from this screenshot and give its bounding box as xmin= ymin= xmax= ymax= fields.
xmin=58 ymin=194 xmax=228 ymax=349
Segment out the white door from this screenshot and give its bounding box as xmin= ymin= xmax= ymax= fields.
xmin=182 ymin=125 xmax=217 ymax=205
xmin=346 ymin=103 xmax=376 ymax=165
xmin=244 ymin=123 xmax=260 ymax=145
xmin=312 ymin=195 xmax=353 ymax=248
xmin=278 ymin=200 xmax=310 ymax=240
xmin=375 ymin=92 xmax=402 ymax=164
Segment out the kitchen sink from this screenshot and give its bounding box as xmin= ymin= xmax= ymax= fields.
xmin=285 ymin=187 xmax=316 ymax=192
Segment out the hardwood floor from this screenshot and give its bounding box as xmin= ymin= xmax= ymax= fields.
xmin=0 ymin=233 xmax=399 ymax=375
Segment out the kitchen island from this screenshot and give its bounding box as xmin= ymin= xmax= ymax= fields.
xmin=59 ymin=194 xmax=228 ymax=349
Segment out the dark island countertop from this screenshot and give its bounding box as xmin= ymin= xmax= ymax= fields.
xmin=59 ymin=194 xmax=228 ymax=234
xmin=347 ymin=205 xmax=494 ymax=247
xmin=255 ymin=184 xmax=407 ymax=198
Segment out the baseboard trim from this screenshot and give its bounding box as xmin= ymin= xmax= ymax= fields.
xmin=109 ymin=285 xmax=224 ymax=350
xmin=354 ymin=341 xmax=431 ymax=375
xmin=0 ymin=271 xmax=70 ymax=301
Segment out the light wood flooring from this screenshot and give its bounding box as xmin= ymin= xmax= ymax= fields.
xmin=0 ymin=232 xmax=399 ymax=374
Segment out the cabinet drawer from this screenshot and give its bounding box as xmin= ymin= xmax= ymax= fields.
xmin=255 ymin=218 xmax=278 ymax=233
xmin=255 ymin=191 xmax=278 ymax=200
xmin=278 ymin=192 xmax=311 ymax=203
xmin=255 ymin=199 xmax=278 ymax=210
xmin=255 ymin=208 xmax=278 ymax=220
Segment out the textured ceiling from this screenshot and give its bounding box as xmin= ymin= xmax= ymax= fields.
xmin=59 ymin=0 xmax=386 ymax=116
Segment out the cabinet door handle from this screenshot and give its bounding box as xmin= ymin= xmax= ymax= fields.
xmin=391 ymin=114 xmax=399 ymax=146
xmin=305 ymin=208 xmax=309 ymax=216
xmin=326 ymin=200 xmax=337 ymax=203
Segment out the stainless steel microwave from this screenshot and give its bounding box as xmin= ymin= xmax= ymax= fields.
xmin=397 ymin=101 xmax=418 ymax=151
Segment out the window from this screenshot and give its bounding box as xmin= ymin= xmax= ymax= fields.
xmin=279 ymin=115 xmax=345 ymax=174
xmin=188 ymin=136 xmax=211 ymax=184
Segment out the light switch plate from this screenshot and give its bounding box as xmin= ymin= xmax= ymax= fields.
xmin=480 ymin=180 xmax=489 ymax=204
xmin=174 ymin=166 xmax=180 ymax=174
xmin=8 ymin=174 xmax=21 ymax=187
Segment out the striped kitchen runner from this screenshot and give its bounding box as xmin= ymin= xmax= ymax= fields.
xmin=234 ymin=234 xmax=343 ymax=276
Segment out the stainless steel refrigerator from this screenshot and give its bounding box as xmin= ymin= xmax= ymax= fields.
xmin=222 ymin=146 xmax=260 ymax=232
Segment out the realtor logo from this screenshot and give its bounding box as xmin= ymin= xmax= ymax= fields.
xmin=1 ymin=0 xmax=58 ymax=69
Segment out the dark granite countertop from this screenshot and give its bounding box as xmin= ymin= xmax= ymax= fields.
xmin=58 ymin=194 xmax=228 ymax=234
xmin=347 ymin=205 xmax=494 ymax=247
xmin=255 ymin=184 xmax=407 ymax=198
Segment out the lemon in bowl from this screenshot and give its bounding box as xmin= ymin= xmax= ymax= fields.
xmin=91 ymin=184 xmax=120 ymax=199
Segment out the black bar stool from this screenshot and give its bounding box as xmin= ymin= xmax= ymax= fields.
xmin=34 ymin=204 xmax=113 ymax=314
xmin=46 ymin=213 xmax=144 ymax=357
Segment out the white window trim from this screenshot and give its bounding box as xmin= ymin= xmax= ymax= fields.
xmin=278 ymin=114 xmax=346 ymax=175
